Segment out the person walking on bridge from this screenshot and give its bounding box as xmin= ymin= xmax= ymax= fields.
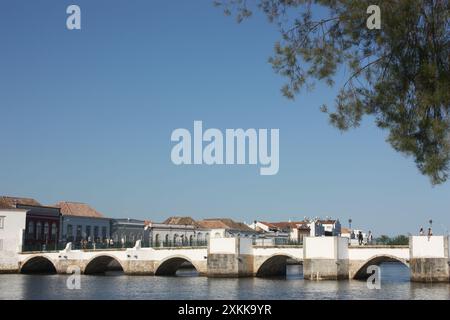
xmin=358 ymin=231 xmax=363 ymax=245
xmin=419 ymin=227 xmax=424 ymax=236
xmin=367 ymin=231 xmax=373 ymax=245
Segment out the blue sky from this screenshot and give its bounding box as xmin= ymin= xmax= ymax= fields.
xmin=1 ymin=0 xmax=449 ymax=236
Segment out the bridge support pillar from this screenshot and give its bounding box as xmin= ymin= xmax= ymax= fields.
xmin=207 ymin=237 xmax=253 ymax=277
xmin=303 ymin=237 xmax=349 ymax=280
xmin=410 ymin=236 xmax=450 ymax=283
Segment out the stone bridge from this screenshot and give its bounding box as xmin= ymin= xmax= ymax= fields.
xmin=9 ymin=236 xmax=450 ymax=283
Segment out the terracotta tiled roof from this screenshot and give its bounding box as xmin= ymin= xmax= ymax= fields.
xmin=259 ymin=221 xmax=280 ymax=229
xmin=341 ymin=227 xmax=351 ymax=234
xmin=318 ymin=219 xmax=337 ymax=224
xmin=0 ymin=198 xmax=13 ymax=209
xmin=163 ymin=216 xmax=198 ymax=226
xmin=0 ymin=196 xmax=42 ymax=208
xmin=197 ymin=218 xmax=255 ymax=232
xmin=53 ymin=201 xmax=105 ymax=218
xmin=258 ymin=221 xmax=312 ymax=231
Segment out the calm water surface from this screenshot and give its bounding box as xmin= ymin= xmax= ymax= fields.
xmin=1 ymin=263 xmax=449 ymax=300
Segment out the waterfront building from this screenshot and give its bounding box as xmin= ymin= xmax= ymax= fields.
xmin=340 ymin=227 xmax=352 ymax=238
xmin=147 ymin=217 xmax=202 ymax=247
xmin=197 ymin=218 xmax=257 ymax=238
xmin=0 ymin=196 xmax=60 ymax=251
xmin=55 ymin=201 xmax=111 ymax=246
xmin=0 ymin=201 xmax=28 ymax=255
xmin=248 ymin=219 xmax=325 ymax=244
xmin=110 ymin=218 xmax=149 ymax=247
xmin=317 ymin=219 xmax=341 ymax=236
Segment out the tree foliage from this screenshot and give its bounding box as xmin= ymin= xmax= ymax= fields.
xmin=376 ymin=234 xmax=409 ymax=245
xmin=215 ymin=0 xmax=450 ymax=184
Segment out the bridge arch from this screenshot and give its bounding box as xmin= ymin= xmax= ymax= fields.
xmin=20 ymin=255 xmax=57 ymax=274
xmin=352 ymin=254 xmax=409 ymax=279
xmin=84 ymin=254 xmax=125 ymax=275
xmin=155 ymin=255 xmax=200 ymax=276
xmin=256 ymin=254 xmax=301 ymax=277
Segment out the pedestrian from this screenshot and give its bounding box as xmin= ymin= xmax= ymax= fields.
xmin=428 ymin=227 xmax=433 ymax=237
xmin=419 ymin=227 xmax=424 ymax=236
xmin=367 ymin=231 xmax=373 ymax=245
xmin=358 ymin=231 xmax=363 ymax=245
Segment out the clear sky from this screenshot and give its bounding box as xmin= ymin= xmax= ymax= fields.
xmin=1 ymin=0 xmax=449 ymax=236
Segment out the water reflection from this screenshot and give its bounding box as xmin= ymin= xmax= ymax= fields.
xmin=1 ymin=262 xmax=449 ymax=300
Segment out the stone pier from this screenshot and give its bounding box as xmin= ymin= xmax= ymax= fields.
xmin=410 ymin=236 xmax=450 ymax=282
xmin=207 ymin=237 xmax=254 ymax=277
xmin=303 ymin=236 xmax=349 ymax=280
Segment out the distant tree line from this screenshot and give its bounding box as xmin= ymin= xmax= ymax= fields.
xmin=375 ymin=235 xmax=409 ymax=245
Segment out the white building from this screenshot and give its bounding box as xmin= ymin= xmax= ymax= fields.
xmin=0 ymin=205 xmax=28 ymax=272
xmin=318 ymin=219 xmax=341 ymax=236
xmin=248 ymin=220 xmax=325 ymax=244
xmin=55 ymin=201 xmax=111 ymax=245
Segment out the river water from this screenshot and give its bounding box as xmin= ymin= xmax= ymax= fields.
xmin=1 ymin=263 xmax=449 ymax=300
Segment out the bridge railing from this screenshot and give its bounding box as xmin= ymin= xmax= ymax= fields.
xmin=21 ymin=240 xmax=208 ymax=253
xmin=252 ymin=238 xmax=303 ymax=246
xmin=145 ymin=240 xmax=208 ymax=248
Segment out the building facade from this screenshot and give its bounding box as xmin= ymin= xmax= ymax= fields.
xmin=111 ymin=218 xmax=149 ymax=247
xmin=1 ymin=197 xmax=61 ymax=251
xmin=318 ymin=219 xmax=342 ymax=236
xmin=197 ymin=218 xmax=258 ymax=239
xmin=147 ymin=217 xmax=208 ymax=247
xmin=55 ymin=201 xmax=111 ymax=247
xmin=248 ymin=220 xmax=325 ymax=244
xmin=0 ymin=206 xmax=27 ymax=254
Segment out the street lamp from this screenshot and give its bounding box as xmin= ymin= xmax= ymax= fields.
xmin=348 ymin=218 xmax=352 ymax=230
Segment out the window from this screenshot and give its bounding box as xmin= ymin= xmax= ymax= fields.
xmin=44 ymin=222 xmax=49 ymax=237
xmin=0 ymin=216 xmax=4 ymax=229
xmin=85 ymin=226 xmax=91 ymax=240
xmin=76 ymin=225 xmax=82 ymax=240
xmin=102 ymin=227 xmax=107 ymax=240
xmin=51 ymin=223 xmax=57 ymax=240
xmin=36 ymin=222 xmax=42 ymax=240
xmin=94 ymin=226 xmax=99 ymax=240
xmin=67 ymin=224 xmax=73 ymax=240
xmin=28 ymin=221 xmax=34 ymax=235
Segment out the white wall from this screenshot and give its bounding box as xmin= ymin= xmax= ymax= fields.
xmin=348 ymin=247 xmax=409 ymax=261
xmin=411 ymin=236 xmax=448 ymax=258
xmin=209 ymin=237 xmax=236 ymax=254
xmin=252 ymin=247 xmax=303 ymax=259
xmin=304 ymin=236 xmax=349 ymax=259
xmin=0 ymin=209 xmax=27 ymax=254
xmin=337 ymin=237 xmax=349 ymax=259
xmin=239 ymin=238 xmax=253 ymax=255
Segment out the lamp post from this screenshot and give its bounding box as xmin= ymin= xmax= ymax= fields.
xmin=348 ymin=218 xmax=352 ymax=230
